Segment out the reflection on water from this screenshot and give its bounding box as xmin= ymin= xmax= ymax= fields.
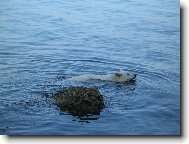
xmin=60 ymin=112 xmax=100 ymax=123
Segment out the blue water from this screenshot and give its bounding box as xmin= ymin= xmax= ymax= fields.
xmin=0 ymin=0 xmax=180 ymax=135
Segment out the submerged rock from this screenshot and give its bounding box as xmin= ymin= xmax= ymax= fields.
xmin=53 ymin=87 xmax=104 ymax=116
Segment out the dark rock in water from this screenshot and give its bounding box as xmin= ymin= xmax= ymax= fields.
xmin=53 ymin=87 xmax=105 ymax=116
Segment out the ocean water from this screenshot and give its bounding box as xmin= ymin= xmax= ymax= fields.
xmin=0 ymin=0 xmax=180 ymax=135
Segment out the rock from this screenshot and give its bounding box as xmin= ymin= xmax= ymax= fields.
xmin=53 ymin=87 xmax=105 ymax=116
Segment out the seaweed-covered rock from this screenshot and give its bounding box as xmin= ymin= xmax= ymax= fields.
xmin=53 ymin=87 xmax=104 ymax=116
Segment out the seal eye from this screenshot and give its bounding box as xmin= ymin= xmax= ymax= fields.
xmin=115 ymin=73 xmax=122 ymax=77
xmin=127 ymin=73 xmax=129 ymax=76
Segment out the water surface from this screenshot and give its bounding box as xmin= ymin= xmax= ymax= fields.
xmin=0 ymin=0 xmax=180 ymax=135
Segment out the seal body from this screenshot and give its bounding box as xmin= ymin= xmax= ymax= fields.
xmin=69 ymin=70 xmax=136 ymax=82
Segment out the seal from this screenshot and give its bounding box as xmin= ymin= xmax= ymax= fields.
xmin=69 ymin=70 xmax=136 ymax=82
